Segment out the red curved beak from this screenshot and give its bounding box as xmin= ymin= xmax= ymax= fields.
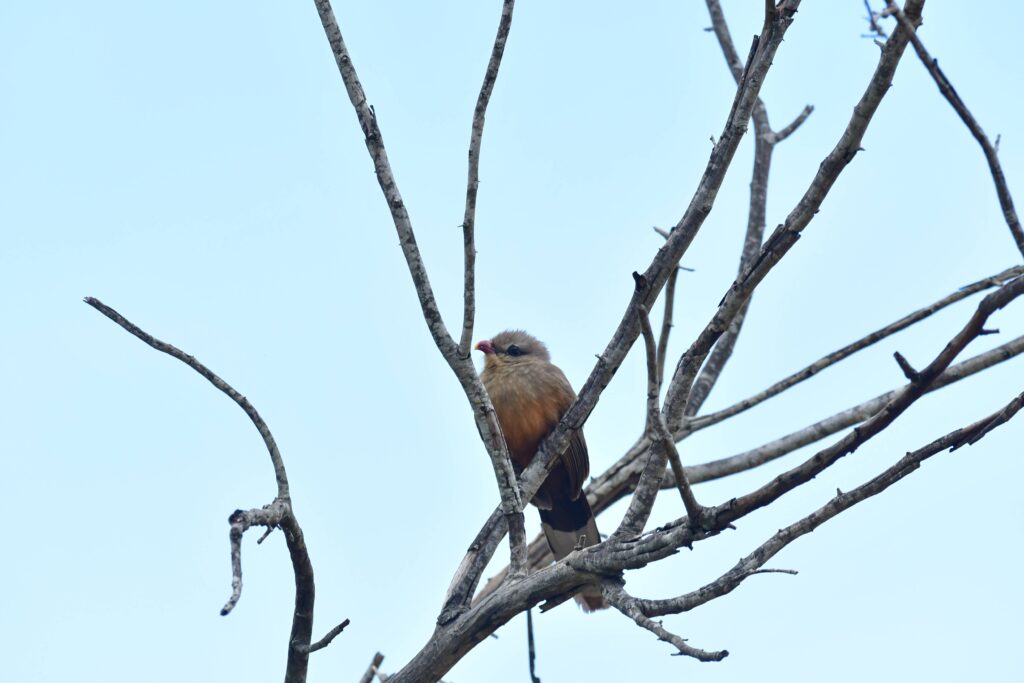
xmin=475 ymin=340 xmax=495 ymax=354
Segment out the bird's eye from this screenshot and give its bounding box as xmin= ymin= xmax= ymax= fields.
xmin=506 ymin=344 xmax=523 ymax=357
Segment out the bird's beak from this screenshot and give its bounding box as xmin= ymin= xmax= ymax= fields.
xmin=475 ymin=340 xmax=495 ymax=355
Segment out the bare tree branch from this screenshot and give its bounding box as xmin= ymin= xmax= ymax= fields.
xmin=885 ymin=0 xmax=1024 ymax=259
xmin=459 ymin=0 xmax=516 ymax=356
xmin=631 ymin=305 xmax=703 ymax=529
xmin=684 ymin=0 xmax=815 ymax=417
xmin=772 ymin=105 xmax=815 ymax=143
xmin=688 ymin=265 xmax=1024 ymax=430
xmin=358 ymin=653 xmax=385 ymax=683
xmin=862 ymin=0 xmax=890 ymax=40
xmin=84 ymin=298 xmax=322 ymax=683
xmin=469 ymin=279 xmax=1023 ymax=674
xmin=671 ymin=332 xmax=1024 ymax=487
xmin=699 ymin=273 xmax=1024 ymax=531
xmin=83 ymin=297 xmax=289 ymax=498
xmin=442 ymin=0 xmax=804 ymax=619
xmin=83 ymin=1 xmax=1024 ymax=680
xmin=663 ymin=0 xmax=927 ymax=431
xmin=602 ymin=582 xmax=728 ymax=662
xmin=221 ymin=502 xmax=290 ymax=615
xmin=478 ymin=332 xmax=1024 ymax=603
xmin=312 ymin=0 xmax=528 ymax=576
xmin=655 ymin=265 xmax=679 ymax=389
xmin=581 ymin=275 xmax=1024 ymax=573
xmin=305 ymin=619 xmax=351 ymax=654
xmin=638 ymin=386 xmax=1024 ymax=617
xmin=526 ymin=609 xmax=541 ymax=683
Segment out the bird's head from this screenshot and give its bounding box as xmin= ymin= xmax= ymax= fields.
xmin=475 ymin=329 xmax=550 ymax=370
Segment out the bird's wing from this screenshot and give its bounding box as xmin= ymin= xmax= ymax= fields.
xmin=549 ymin=365 xmax=590 ymax=499
xmin=564 ymin=428 xmax=590 ymax=500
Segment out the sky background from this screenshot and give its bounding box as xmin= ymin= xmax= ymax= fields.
xmin=2 ymin=1 xmax=1023 ymax=681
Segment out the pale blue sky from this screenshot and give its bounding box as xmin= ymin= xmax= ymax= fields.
xmin=2 ymin=2 xmax=1022 ymax=681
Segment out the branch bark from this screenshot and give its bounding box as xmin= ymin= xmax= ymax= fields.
xmin=439 ymin=0 xmax=804 ymax=621
xmin=313 ymin=0 xmax=528 ymax=576
xmin=688 ymin=265 xmax=1024 ymax=430
xmin=636 ymin=386 xmax=1024 ymax=617
xmin=885 ymin=0 xmax=1024 ymax=259
xmin=459 ymin=0 xmax=516 ymax=356
xmin=684 ymin=0 xmax=813 ymax=417
xmin=84 ymin=298 xmax=328 ymax=683
xmin=663 ymin=0 xmax=927 ymax=430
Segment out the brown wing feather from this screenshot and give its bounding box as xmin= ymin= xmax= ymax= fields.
xmin=563 ymin=429 xmax=590 ymax=500
xmin=546 ymin=365 xmax=590 ymax=499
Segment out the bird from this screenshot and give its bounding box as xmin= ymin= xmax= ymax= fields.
xmin=475 ymin=330 xmax=606 ymax=611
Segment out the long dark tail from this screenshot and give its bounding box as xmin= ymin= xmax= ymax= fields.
xmin=539 ymin=494 xmax=607 ymax=612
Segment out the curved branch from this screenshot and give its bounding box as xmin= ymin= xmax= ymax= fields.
xmin=84 ymin=297 xmax=289 ymax=498
xmin=85 ymin=298 xmax=321 ymax=683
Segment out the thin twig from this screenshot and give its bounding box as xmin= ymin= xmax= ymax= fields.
xmin=305 ymin=619 xmax=350 ymax=653
xmin=772 ymin=105 xmax=814 ymax=143
xmin=656 ymin=266 xmax=679 ymax=389
xmin=602 ymin=582 xmax=728 ymax=662
xmin=862 ymin=0 xmax=889 ymax=39
xmin=639 ymin=306 xmax=703 ymax=524
xmin=637 ymin=566 xmax=798 ymax=618
xmin=84 ymin=297 xmax=290 ymax=498
xmin=886 ymin=0 xmax=1024 ymax=259
xmin=358 ymin=653 xmax=385 ymax=683
xmin=459 ymin=0 xmax=516 ymax=356
xmin=893 ymin=350 xmax=919 ymax=381
xmin=526 ymin=608 xmax=541 ymax=683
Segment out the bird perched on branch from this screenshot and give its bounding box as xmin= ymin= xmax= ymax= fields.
xmin=475 ymin=330 xmax=606 ymax=611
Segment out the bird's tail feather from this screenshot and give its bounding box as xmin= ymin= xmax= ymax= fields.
xmin=539 ymin=495 xmax=608 ymax=611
